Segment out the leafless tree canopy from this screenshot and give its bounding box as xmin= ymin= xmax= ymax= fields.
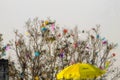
xmin=0 ymin=17 xmax=119 ymax=80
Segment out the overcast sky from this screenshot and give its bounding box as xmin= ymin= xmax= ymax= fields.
xmin=0 ymin=0 xmax=120 ymax=65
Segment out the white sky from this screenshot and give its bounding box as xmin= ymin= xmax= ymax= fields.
xmin=0 ymin=0 xmax=120 ymax=66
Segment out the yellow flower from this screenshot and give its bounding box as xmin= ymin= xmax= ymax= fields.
xmin=35 ymin=76 xmax=39 ymax=80
xmin=105 ymin=61 xmax=110 ymax=69
xmin=25 ymin=32 xmax=29 ymax=36
xmin=45 ymin=20 xmax=49 ymax=25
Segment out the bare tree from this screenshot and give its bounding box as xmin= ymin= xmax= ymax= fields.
xmin=6 ymin=17 xmax=118 ymax=80
xmin=0 ymin=33 xmax=6 ymax=58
